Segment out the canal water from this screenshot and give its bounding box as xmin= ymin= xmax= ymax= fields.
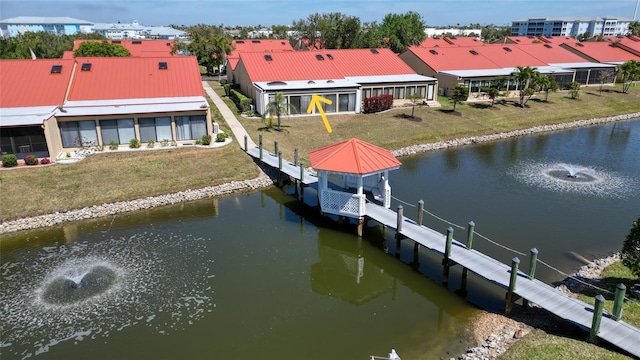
xmin=1 ymin=119 xmax=639 ymax=359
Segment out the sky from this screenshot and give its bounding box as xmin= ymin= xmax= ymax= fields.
xmin=1 ymin=0 xmax=638 ymax=27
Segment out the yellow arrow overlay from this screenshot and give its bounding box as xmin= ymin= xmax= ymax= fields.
xmin=306 ymin=94 xmax=333 ymax=133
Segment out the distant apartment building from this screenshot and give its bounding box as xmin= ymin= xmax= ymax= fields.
xmin=0 ymin=16 xmax=93 ymax=37
xmin=92 ymin=20 xmax=188 ymax=40
xmin=511 ymin=17 xmax=633 ymax=37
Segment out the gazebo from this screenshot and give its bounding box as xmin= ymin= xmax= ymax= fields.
xmin=309 ymin=138 xmax=401 ymax=234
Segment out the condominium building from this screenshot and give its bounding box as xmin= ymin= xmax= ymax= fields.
xmin=0 ymin=16 xmax=94 ymax=37
xmin=93 ymin=20 xmax=188 ymax=40
xmin=510 ymin=17 xmax=633 ymax=37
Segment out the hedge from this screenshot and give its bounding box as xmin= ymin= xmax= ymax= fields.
xmin=363 ymin=94 xmax=394 ymax=113
xmin=230 ymin=89 xmax=252 ymax=112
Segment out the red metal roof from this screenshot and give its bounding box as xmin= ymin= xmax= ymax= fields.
xmin=227 ymin=39 xmax=294 ymax=70
xmin=420 ymin=37 xmax=483 ymax=47
xmin=470 ymin=44 xmax=547 ymax=68
xmin=534 ymin=36 xmax=574 ymax=45
xmin=506 ymin=36 xmax=548 ymax=45
xmin=67 ymin=56 xmax=204 ymax=101
xmin=406 ymin=46 xmax=501 ymax=71
xmin=561 ymin=41 xmax=640 ymax=62
xmin=73 ymin=39 xmax=176 ymax=57
xmin=309 ymin=138 xmax=401 ymax=175
xmin=511 ymin=43 xmax=590 ymax=64
xmin=240 ymin=48 xmax=415 ymax=82
xmin=0 ymin=59 xmax=74 ymax=108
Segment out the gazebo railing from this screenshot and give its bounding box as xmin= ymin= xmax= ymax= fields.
xmin=320 ymin=189 xmax=366 ymax=217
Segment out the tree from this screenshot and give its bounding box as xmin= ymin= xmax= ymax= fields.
xmin=597 ymin=69 xmax=615 ymax=96
xmin=0 ymin=31 xmax=105 ymax=59
xmin=379 ymin=11 xmax=426 ymax=53
xmin=173 ymin=25 xmax=233 ymax=75
xmin=74 ymin=41 xmax=131 ymax=57
xmin=568 ymin=81 xmax=581 ymax=99
xmin=482 ymin=76 xmax=507 ymax=107
xmin=576 ymin=31 xmax=592 ymax=41
xmin=621 ymin=216 xmax=640 ymax=278
xmin=513 ymin=66 xmax=539 ymax=107
xmin=629 ymin=21 xmax=640 ymax=36
xmin=406 ymin=92 xmax=423 ymax=118
xmin=537 ymin=74 xmax=559 ymax=102
xmin=271 ymin=25 xmax=290 ymax=39
xmin=265 ymin=92 xmax=296 ymax=131
xmin=292 ymin=12 xmax=361 ymax=49
xmin=352 ymin=21 xmax=385 ymax=49
xmin=620 ymin=60 xmax=640 ymax=94
xmin=450 ymin=84 xmax=469 ymax=113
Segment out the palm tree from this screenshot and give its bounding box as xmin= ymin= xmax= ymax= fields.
xmin=620 ymin=60 xmax=640 ymax=94
xmin=265 ymin=93 xmax=297 ymax=131
xmin=513 ymin=66 xmax=539 ymax=107
xmin=537 ymin=74 xmax=559 ymax=102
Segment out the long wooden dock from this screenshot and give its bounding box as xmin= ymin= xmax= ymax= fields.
xmin=365 ymin=202 xmax=640 ymax=358
xmin=245 ymin=143 xmax=640 ymax=358
xmin=246 ymin=147 xmax=318 ymax=185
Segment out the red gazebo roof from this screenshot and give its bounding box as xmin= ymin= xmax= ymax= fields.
xmin=309 ymin=138 xmax=401 ymax=175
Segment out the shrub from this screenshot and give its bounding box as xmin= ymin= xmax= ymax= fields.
xmin=363 ymin=94 xmax=394 ymax=113
xmin=2 ymin=154 xmax=18 ymax=167
xmin=223 ymin=84 xmax=231 ymax=97
xmin=24 ymin=155 xmax=38 ymax=166
xmin=230 ymin=89 xmax=252 ymax=112
xmin=129 ymin=138 xmax=141 ymax=149
xmin=66 ymin=152 xmax=71 ymax=158
xmin=622 ymin=217 xmax=640 ymax=278
xmin=146 ymin=138 xmax=155 ymax=148
xmin=109 ymin=140 xmax=119 ymax=150
xmin=195 ymin=139 xmax=203 ymax=145
xmin=161 ymin=139 xmax=170 ymax=147
xmin=216 ymin=132 xmax=229 ymax=142
xmin=201 ymin=134 xmax=212 ymax=146
xmin=40 ymin=158 xmax=51 ymax=165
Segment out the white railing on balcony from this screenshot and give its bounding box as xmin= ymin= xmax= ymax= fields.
xmin=320 ymin=189 xmax=366 ymax=217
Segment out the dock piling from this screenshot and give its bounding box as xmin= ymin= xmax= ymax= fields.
xmin=259 ymin=132 xmax=263 ymax=160
xmin=442 ymin=227 xmax=454 ymax=287
xmin=505 ymin=257 xmax=520 ymax=315
xmin=589 ymin=295 xmax=605 ymax=343
xmin=612 ymin=283 xmax=627 ymax=321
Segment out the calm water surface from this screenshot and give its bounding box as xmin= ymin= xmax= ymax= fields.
xmin=1 ymin=119 xmax=639 ymax=359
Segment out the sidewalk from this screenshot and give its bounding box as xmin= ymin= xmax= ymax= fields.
xmin=202 ymin=81 xmax=257 ymax=149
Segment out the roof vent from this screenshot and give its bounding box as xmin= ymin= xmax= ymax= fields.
xmin=264 ymin=54 xmax=272 ymax=61
xmin=236 ymin=40 xmax=245 ymax=44
xmin=315 ymin=54 xmax=324 ymax=60
xmin=166 ymin=42 xmax=171 ymax=46
xmin=326 ymin=53 xmax=333 ymax=60
xmin=370 ymin=48 xmax=379 ymax=54
xmin=327 ymin=80 xmax=334 ymax=83
xmin=544 ymin=44 xmax=552 ymax=48
xmin=503 ymin=47 xmax=512 ymax=52
xmin=80 ymin=63 xmax=92 ymax=71
xmin=158 ymin=61 xmax=168 ymax=70
xmin=266 ymin=81 xmax=286 ymax=85
xmin=132 ymin=40 xmax=142 ymax=44
xmin=429 ymin=49 xmax=438 ymax=54
xmin=575 ymin=43 xmax=584 ymax=47
xmin=252 ymin=40 xmax=260 ymax=43
xmin=50 ymin=65 xmax=62 ymax=74
xmin=307 ymin=80 xmax=316 ymax=84
xmin=112 ymin=40 xmax=122 ymax=44
xmin=469 ymin=50 xmax=478 ymax=55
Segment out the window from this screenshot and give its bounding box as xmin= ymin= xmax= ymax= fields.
xmin=51 ymin=65 xmax=62 ymax=73
xmin=406 ymin=86 xmax=417 ymax=95
xmin=321 ymin=94 xmax=336 ymax=113
xmin=363 ymin=88 xmax=372 ymax=99
xmin=338 ymin=93 xmax=356 ymax=112
xmin=139 ymin=117 xmax=172 ymax=142
xmin=394 ymin=87 xmax=405 ymax=99
xmin=417 ymin=86 xmax=426 ymax=98
xmin=158 ymin=62 xmax=168 ymax=70
xmin=59 ymin=120 xmax=97 ymax=148
xmin=175 ymin=115 xmax=206 ymax=140
xmin=100 ymin=119 xmax=135 ymax=145
xmin=372 ymin=88 xmax=382 ymax=97
xmin=289 ymin=96 xmax=301 ymax=113
xmin=81 ymin=63 xmax=92 ymax=71
xmin=383 ymin=87 xmax=394 ymax=95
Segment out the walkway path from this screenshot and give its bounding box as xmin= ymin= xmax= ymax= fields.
xmin=202 ymin=81 xmax=257 ymax=149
